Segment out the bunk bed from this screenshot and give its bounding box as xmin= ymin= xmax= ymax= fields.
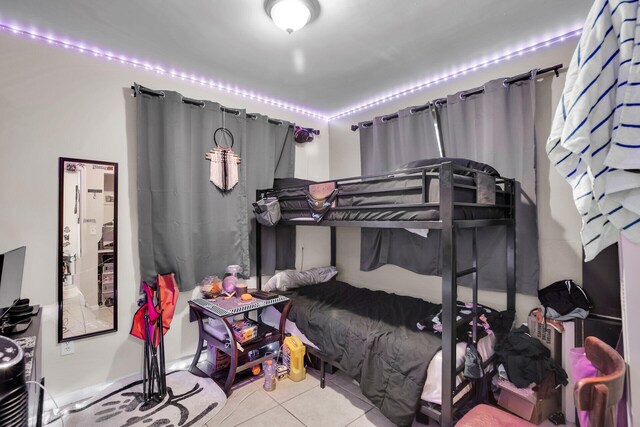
xmin=254 ymin=160 xmax=517 ymax=427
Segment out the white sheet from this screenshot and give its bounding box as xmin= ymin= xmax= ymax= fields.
xmin=261 ymin=305 xmax=495 ymax=404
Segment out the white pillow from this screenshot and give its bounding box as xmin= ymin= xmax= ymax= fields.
xmin=263 ymin=266 xmax=338 ymax=292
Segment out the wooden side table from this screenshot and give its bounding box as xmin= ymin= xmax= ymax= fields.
xmin=188 ymin=296 xmax=291 ymax=396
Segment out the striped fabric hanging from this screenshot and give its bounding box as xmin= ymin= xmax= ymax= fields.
xmin=547 ymin=0 xmax=640 ymax=261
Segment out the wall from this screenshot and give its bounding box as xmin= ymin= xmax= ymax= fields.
xmin=0 ymin=33 xmax=329 ymax=398
xmin=620 ymin=236 xmax=639 ymax=425
xmin=327 ymin=41 xmax=583 ymax=324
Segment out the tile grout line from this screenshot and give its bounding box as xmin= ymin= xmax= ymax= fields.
xmin=279 ymin=402 xmax=312 ymax=427
xmin=326 ymin=378 xmax=374 ymax=408
xmin=278 ymin=382 xmax=321 ymax=405
xmin=344 ymin=407 xmax=376 ymax=427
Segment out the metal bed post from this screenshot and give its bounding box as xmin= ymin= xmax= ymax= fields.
xmin=506 ymin=182 xmax=516 ymax=312
xmin=471 ymin=228 xmax=478 ymax=345
xmin=256 ymin=190 xmax=263 ymax=291
xmin=439 ymin=162 xmax=456 ymax=427
xmin=330 ymin=226 xmax=336 ymax=267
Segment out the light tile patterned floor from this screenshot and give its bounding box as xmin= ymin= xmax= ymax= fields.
xmin=205 ymin=368 xmax=577 ymax=427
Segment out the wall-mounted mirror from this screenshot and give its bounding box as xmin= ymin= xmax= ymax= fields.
xmin=58 ymin=158 xmax=118 ymax=342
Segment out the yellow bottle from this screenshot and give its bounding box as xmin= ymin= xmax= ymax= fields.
xmin=283 ymin=336 xmax=306 ymax=382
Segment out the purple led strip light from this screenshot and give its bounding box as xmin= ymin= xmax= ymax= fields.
xmin=328 ymin=28 xmax=583 ymax=121
xmin=0 ymin=21 xmax=582 ymax=122
xmin=0 ymin=22 xmax=329 ymax=121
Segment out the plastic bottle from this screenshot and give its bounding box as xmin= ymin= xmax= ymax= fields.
xmin=263 ymin=359 xmax=276 ymax=391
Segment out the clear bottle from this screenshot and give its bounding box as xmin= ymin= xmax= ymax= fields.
xmin=262 ymin=359 xmax=276 ymax=391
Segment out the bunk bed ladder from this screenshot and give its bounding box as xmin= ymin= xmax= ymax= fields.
xmin=440 ymin=162 xmax=456 ymax=427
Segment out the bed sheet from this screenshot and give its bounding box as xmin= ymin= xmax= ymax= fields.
xmin=260 ymin=305 xmax=495 ymax=405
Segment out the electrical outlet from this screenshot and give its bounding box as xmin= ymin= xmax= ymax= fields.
xmin=89 ymin=225 xmax=97 ymax=235
xmin=60 ymin=341 xmax=75 ymax=356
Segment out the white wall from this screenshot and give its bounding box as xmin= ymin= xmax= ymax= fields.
xmin=0 ymin=33 xmax=329 ymax=398
xmin=620 ymin=236 xmax=640 ymax=426
xmin=327 ymin=41 xmax=583 ymax=323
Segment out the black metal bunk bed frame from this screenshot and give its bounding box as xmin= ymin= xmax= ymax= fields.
xmin=255 ymin=161 xmax=516 ymax=427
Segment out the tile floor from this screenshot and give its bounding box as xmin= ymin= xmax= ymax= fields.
xmin=61 ymin=285 xmax=114 ymax=338
xmin=203 ymin=368 xmax=576 ymax=427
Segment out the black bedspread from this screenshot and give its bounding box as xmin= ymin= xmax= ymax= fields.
xmin=280 ymin=281 xmax=442 ymax=426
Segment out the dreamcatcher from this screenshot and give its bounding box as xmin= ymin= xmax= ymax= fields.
xmin=205 ymin=112 xmax=241 ymax=191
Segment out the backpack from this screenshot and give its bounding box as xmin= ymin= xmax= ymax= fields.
xmin=538 ymin=280 xmax=592 ymax=316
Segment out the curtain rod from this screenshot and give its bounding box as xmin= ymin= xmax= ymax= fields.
xmin=350 ymin=64 xmax=562 ymax=131
xmin=130 ymin=85 xmax=313 ymax=130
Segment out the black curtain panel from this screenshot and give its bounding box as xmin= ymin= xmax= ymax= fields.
xmin=135 ymin=84 xmax=295 ymax=291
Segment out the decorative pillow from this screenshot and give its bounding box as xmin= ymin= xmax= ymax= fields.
xmin=263 ymin=266 xmax=338 ymax=292
xmin=398 ymin=157 xmax=500 ymax=177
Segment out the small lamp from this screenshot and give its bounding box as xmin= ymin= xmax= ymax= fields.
xmin=265 ymin=0 xmax=320 ymax=34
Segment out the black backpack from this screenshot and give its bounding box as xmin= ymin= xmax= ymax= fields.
xmin=538 ymin=280 xmax=592 ymax=316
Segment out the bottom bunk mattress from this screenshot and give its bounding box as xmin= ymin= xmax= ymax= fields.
xmin=260 ymin=280 xmax=446 ymax=426
xmin=262 ymin=306 xmax=495 ymax=405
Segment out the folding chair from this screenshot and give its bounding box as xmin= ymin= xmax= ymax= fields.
xmin=130 ymin=273 xmax=179 ymax=403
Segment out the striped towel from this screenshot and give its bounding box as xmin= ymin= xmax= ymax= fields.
xmin=548 ymin=0 xmax=640 ymax=261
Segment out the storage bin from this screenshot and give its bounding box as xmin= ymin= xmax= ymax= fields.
xmin=497 ymin=377 xmax=560 ymax=425
xmin=528 ymin=312 xmax=562 ymax=363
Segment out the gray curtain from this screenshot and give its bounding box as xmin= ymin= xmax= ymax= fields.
xmin=359 ymin=77 xmax=539 ymax=295
xmin=245 ymin=115 xmax=296 ymax=275
xmin=135 ymin=85 xmax=294 ymax=291
xmin=441 ymin=76 xmax=539 ymax=295
xmin=359 ymin=105 xmax=443 ymax=275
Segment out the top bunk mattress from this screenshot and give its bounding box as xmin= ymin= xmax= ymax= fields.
xmin=271 ymin=171 xmax=510 ymax=223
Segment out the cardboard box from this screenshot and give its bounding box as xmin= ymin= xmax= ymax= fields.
xmin=528 ymin=313 xmax=562 ymax=363
xmin=206 ymin=345 xmax=230 ymax=371
xmin=497 ymin=378 xmax=560 ymax=425
xmin=231 ymin=318 xmax=258 ymax=344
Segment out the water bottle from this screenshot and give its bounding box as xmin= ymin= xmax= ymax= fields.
xmin=262 ymin=359 xmax=276 ymax=391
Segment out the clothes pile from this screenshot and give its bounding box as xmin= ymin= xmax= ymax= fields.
xmin=417 ymin=301 xmax=513 ymax=342
xmin=495 ymin=325 xmax=568 ymax=397
xmin=538 ymin=279 xmax=592 ymax=321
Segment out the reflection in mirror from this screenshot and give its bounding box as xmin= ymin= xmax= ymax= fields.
xmin=58 ymin=158 xmax=118 ymax=342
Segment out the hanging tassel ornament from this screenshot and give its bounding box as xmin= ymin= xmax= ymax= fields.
xmin=205 ymin=126 xmax=241 ymax=192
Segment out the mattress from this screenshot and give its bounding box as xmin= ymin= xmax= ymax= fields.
xmin=270 ymin=173 xmax=508 ymax=223
xmin=261 ymin=305 xmax=495 ymax=405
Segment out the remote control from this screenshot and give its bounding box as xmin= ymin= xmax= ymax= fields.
xmin=250 ymin=290 xmax=280 ymax=300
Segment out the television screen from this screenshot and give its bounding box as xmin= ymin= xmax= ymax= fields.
xmin=0 ymin=246 xmax=26 ymax=315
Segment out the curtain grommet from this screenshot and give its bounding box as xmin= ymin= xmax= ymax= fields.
xmin=502 ymin=79 xmax=509 ymax=88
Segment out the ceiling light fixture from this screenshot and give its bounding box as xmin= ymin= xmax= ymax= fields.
xmin=264 ymin=0 xmax=320 ymax=34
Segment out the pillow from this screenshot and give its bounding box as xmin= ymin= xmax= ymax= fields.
xmin=263 ymin=266 xmax=338 ymax=292
xmin=398 ymin=157 xmax=500 ymax=177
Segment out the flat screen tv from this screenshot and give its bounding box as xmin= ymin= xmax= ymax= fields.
xmin=0 ymin=246 xmax=26 ymax=319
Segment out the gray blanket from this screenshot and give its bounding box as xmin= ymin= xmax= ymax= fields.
xmin=281 ymin=281 xmax=442 ymax=426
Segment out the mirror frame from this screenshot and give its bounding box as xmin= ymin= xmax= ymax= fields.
xmin=58 ymin=157 xmax=118 ymax=342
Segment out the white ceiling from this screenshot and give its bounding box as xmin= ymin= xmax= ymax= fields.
xmin=0 ymin=1 xmax=591 ymax=116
